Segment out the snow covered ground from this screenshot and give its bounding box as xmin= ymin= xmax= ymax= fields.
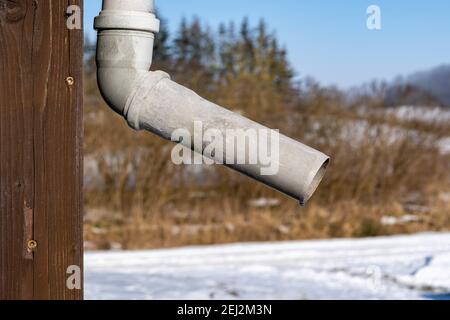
xmin=85 ymin=233 xmax=450 ymax=300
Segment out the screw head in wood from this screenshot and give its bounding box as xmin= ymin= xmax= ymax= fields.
xmin=66 ymin=76 xmax=75 ymax=86
xmin=27 ymin=240 xmax=38 ymax=250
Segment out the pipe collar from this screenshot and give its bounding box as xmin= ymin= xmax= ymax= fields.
xmin=124 ymin=71 xmax=170 ymax=130
xmin=94 ymin=10 xmax=160 ymax=33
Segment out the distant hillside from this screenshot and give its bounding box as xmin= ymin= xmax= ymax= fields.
xmin=399 ymin=65 xmax=450 ymax=107
xmin=384 ymin=83 xmax=443 ymax=107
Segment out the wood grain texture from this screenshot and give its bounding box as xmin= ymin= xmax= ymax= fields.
xmin=0 ymin=0 xmax=83 ymax=300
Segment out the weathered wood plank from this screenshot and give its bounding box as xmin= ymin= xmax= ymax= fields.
xmin=0 ymin=0 xmax=35 ymax=300
xmin=0 ymin=0 xmax=83 ymax=300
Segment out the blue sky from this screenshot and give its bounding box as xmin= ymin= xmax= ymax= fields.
xmin=84 ymin=0 xmax=450 ymax=88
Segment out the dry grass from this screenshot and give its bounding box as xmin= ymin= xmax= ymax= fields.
xmin=84 ymin=199 xmax=450 ymax=250
xmin=83 ymin=99 xmax=450 ymax=250
xmin=83 ymin=49 xmax=450 ymax=251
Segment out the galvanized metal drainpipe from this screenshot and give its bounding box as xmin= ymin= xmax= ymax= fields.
xmin=94 ymin=0 xmax=330 ymax=205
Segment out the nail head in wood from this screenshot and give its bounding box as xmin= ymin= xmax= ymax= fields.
xmin=66 ymin=76 xmax=75 ymax=86
xmin=27 ymin=240 xmax=38 ymax=251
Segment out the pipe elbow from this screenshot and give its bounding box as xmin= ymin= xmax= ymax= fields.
xmin=96 ymin=68 xmax=138 ymax=115
xmin=94 ymin=0 xmax=159 ymax=116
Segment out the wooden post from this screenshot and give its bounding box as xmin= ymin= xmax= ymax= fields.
xmin=0 ymin=0 xmax=83 ymax=300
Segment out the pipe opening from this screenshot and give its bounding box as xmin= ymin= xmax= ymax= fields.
xmin=301 ymin=158 xmax=330 ymax=206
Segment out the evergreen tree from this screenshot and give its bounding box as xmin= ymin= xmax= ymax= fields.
xmin=172 ymin=17 xmax=216 ymax=93
xmin=152 ymin=13 xmax=171 ymax=66
xmin=238 ymin=17 xmax=255 ymax=74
